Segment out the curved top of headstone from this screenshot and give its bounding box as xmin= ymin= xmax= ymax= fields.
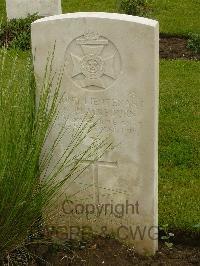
xmin=32 ymin=12 xmax=158 ymax=27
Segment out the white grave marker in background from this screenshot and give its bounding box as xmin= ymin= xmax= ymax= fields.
xmin=6 ymin=0 xmax=62 ymax=20
xmin=31 ymin=13 xmax=159 ymax=255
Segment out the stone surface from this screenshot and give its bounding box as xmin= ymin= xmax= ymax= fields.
xmin=6 ymin=0 xmax=62 ymax=19
xmin=31 ymin=13 xmax=159 ymax=255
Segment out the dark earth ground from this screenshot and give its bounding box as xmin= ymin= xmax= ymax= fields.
xmin=160 ymin=35 xmax=200 ymax=60
xmin=23 ymin=235 xmax=200 ymax=265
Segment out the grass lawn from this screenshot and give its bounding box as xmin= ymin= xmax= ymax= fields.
xmin=62 ymin=0 xmax=116 ymax=13
xmin=0 ymin=0 xmax=5 ymax=17
xmin=159 ymin=60 xmax=200 ymax=231
xmin=0 ymin=0 xmax=200 ymax=35
xmin=151 ymin=0 xmax=200 ymax=36
xmin=62 ymin=0 xmax=200 ymax=35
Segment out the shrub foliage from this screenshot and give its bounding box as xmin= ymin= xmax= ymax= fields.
xmin=187 ymin=33 xmax=200 ymax=54
xmin=0 ymin=14 xmax=39 ymax=50
xmin=118 ymin=0 xmax=151 ymax=16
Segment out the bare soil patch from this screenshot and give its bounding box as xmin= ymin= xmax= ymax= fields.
xmin=26 ymin=236 xmax=200 ymax=265
xmin=160 ymin=36 xmax=200 ymax=60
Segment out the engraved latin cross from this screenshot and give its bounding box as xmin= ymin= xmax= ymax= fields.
xmin=81 ymin=159 xmax=118 ymax=205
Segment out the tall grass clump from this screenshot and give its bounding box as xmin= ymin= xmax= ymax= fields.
xmin=0 ymin=49 xmax=112 ymax=261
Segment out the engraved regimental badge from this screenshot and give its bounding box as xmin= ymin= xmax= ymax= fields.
xmin=65 ymin=32 xmax=121 ymax=90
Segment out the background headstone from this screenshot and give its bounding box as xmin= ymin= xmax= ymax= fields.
xmin=31 ymin=13 xmax=159 ymax=255
xmin=6 ymin=0 xmax=62 ymax=20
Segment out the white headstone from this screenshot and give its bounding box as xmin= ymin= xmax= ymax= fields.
xmin=31 ymin=13 xmax=159 ymax=255
xmin=6 ymin=0 xmax=62 ymax=20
